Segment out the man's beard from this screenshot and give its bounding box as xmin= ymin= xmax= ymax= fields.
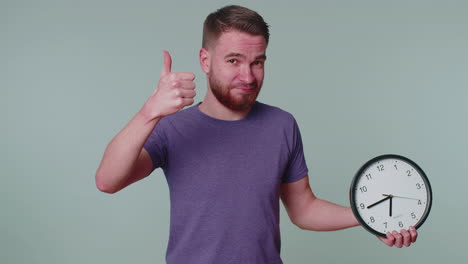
xmin=208 ymin=74 xmax=261 ymax=111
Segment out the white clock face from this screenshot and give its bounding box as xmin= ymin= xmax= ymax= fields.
xmin=350 ymin=155 xmax=432 ymax=237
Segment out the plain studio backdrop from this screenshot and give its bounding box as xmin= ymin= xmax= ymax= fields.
xmin=2 ymin=0 xmax=467 ymax=263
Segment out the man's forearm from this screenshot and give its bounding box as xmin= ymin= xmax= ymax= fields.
xmin=95 ymin=110 xmax=160 ymax=193
xmin=296 ymin=198 xmax=360 ymax=231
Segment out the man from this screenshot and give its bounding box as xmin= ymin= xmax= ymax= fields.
xmin=96 ymin=5 xmax=418 ymax=263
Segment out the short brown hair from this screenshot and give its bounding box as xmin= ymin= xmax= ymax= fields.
xmin=202 ymin=5 xmax=270 ymax=49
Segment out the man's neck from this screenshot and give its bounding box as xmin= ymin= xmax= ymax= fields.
xmin=198 ymin=91 xmax=252 ymax=121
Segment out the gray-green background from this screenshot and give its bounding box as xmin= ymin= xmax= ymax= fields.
xmin=3 ymin=0 xmax=467 ymax=263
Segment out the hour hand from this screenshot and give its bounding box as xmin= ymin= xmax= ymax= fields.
xmin=367 ymin=195 xmax=392 ymax=209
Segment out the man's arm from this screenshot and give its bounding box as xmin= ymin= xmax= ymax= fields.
xmin=280 ymin=175 xmax=359 ymax=231
xmin=95 ymin=51 xmax=196 ymax=193
xmin=280 ymin=175 xmax=418 ymax=247
xmin=95 ymin=113 xmax=160 ymax=194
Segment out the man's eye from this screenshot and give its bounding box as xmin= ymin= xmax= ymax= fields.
xmin=253 ymin=61 xmax=264 ymax=66
xmin=228 ymin=59 xmax=237 ymax=64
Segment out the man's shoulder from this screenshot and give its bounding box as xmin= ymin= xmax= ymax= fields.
xmin=160 ymin=104 xmax=198 ymax=122
xmin=153 ymin=104 xmax=199 ymax=133
xmin=254 ymin=101 xmax=296 ymax=123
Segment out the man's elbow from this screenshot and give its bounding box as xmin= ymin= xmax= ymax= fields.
xmin=294 ymin=222 xmax=322 ymax=231
xmin=293 ymin=219 xmax=310 ymax=231
xmin=95 ymin=171 xmax=120 ymax=194
xmin=291 ymin=216 xmax=322 ymax=231
xmin=96 ymin=183 xmax=118 ymax=194
xmin=290 ymin=215 xmax=307 ymax=230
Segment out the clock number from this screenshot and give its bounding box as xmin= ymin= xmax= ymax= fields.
xmin=407 ymin=170 xmax=412 ymax=177
xmin=360 ymin=203 xmax=365 ymax=209
xmin=416 ymin=183 xmax=422 ymax=189
xmin=399 ymin=221 xmax=404 ymax=228
xmin=377 ymin=164 xmax=384 ymax=172
xmin=394 ymin=165 xmax=398 ymax=170
xmin=418 ymin=200 xmax=422 ymax=205
xmin=365 ymin=173 xmax=372 ymax=180
xmin=383 ymin=222 xmax=388 ymax=229
xmin=411 ymin=212 xmax=417 ymax=219
xmin=370 ymin=217 xmax=375 ymax=223
xmin=359 ymin=186 xmax=368 ymax=193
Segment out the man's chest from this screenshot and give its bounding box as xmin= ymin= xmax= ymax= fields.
xmin=163 ymin=128 xmax=291 ymax=199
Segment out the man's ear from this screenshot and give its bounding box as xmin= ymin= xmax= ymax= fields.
xmin=199 ymin=48 xmax=210 ymax=74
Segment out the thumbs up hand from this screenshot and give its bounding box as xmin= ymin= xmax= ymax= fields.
xmin=141 ymin=51 xmax=196 ymax=120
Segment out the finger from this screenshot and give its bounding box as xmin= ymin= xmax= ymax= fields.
xmin=400 ymin=229 xmax=411 ymax=247
xmin=169 ymin=80 xmax=196 ymax=90
xmin=173 ymin=89 xmax=196 ymax=99
xmin=181 ymin=97 xmax=195 ymax=106
xmin=166 ymin=72 xmax=196 ymax=81
xmin=173 ymin=97 xmax=195 ymax=109
xmin=177 ymin=72 xmax=196 ymax=81
xmin=161 ymin=50 xmax=172 ymax=77
xmin=378 ymin=232 xmax=395 ymax=247
xmin=172 ymin=87 xmax=196 ymax=98
xmin=180 ymin=89 xmax=196 ymax=98
xmin=180 ymin=81 xmax=196 ymax=90
xmin=392 ymin=231 xmax=403 ymax=248
xmin=409 ymin=226 xmax=418 ymax=243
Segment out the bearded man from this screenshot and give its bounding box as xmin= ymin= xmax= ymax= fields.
xmin=96 ymin=5 xmax=418 ymax=264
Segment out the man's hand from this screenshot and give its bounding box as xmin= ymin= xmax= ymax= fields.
xmin=378 ymin=226 xmax=418 ymax=248
xmin=141 ymin=50 xmax=196 ymax=120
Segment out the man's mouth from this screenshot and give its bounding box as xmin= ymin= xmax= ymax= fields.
xmin=238 ymin=88 xmax=254 ymax=92
xmin=233 ymin=85 xmax=257 ymax=92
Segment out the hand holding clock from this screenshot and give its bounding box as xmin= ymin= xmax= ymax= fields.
xmin=378 ymin=226 xmax=418 ymax=248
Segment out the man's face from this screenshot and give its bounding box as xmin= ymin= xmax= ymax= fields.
xmin=205 ymin=30 xmax=267 ymax=111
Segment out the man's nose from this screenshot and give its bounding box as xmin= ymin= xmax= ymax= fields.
xmin=239 ymin=65 xmax=255 ymax=84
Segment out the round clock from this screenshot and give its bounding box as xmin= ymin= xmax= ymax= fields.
xmin=349 ymin=154 xmax=432 ymax=237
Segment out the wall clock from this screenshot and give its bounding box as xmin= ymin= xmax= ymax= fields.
xmin=350 ymin=154 xmax=432 ymax=237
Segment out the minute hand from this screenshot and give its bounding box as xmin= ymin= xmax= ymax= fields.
xmin=383 ymin=194 xmax=419 ymax=200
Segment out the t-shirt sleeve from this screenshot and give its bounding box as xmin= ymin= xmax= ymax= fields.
xmin=282 ymin=118 xmax=309 ymax=183
xmin=143 ymin=120 xmax=168 ymax=171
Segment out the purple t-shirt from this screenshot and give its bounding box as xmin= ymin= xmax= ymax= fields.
xmin=144 ymin=101 xmax=308 ymax=264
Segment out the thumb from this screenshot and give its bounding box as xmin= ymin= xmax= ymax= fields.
xmin=160 ymin=50 xmax=172 ymax=76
